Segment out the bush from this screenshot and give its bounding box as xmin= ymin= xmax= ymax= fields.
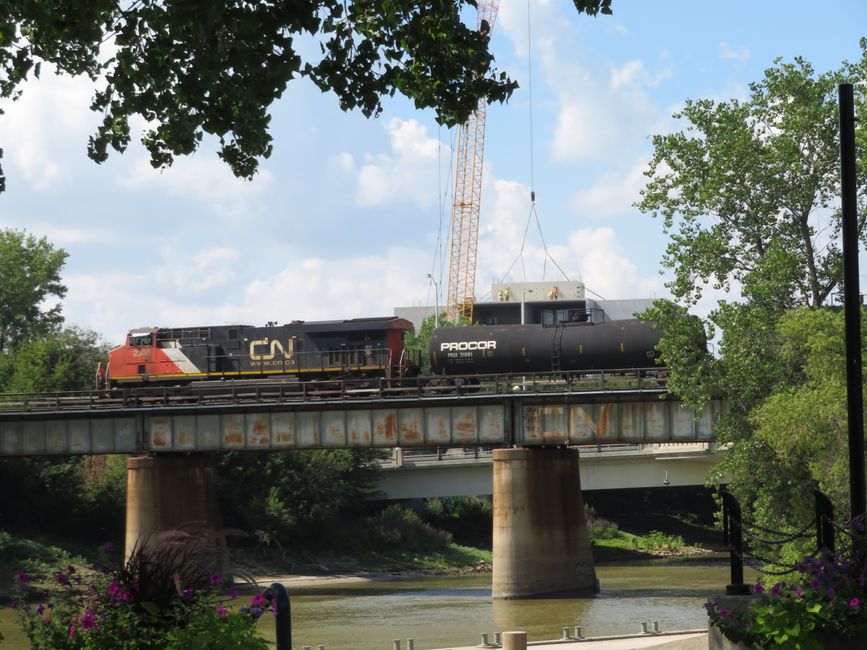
xmin=584 ymin=505 xmax=621 ymax=541
xmin=708 ymin=549 xmax=867 ymax=649
xmin=369 ymin=504 xmax=452 ymax=553
xmin=422 ymin=497 xmax=492 ymax=548
xmin=638 ymin=530 xmax=685 ymax=551
xmin=12 ymin=534 xmax=270 ymax=650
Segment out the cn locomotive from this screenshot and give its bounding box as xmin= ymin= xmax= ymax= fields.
xmin=98 ymin=316 xmax=664 ymax=388
xmin=97 ymin=317 xmax=416 ymax=388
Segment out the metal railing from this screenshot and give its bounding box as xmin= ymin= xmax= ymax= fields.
xmin=0 ymin=368 xmax=668 ymax=415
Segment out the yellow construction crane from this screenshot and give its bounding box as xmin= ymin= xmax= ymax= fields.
xmin=445 ymin=0 xmax=500 ymax=324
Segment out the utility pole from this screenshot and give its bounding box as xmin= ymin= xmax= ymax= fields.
xmin=838 ymin=83 xmax=864 ymax=532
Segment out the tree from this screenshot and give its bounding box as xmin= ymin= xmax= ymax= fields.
xmin=216 ymin=449 xmax=386 ymax=552
xmin=0 ymin=229 xmax=68 ymax=354
xmin=637 ymin=44 xmax=867 ymax=532
xmin=0 ymin=0 xmax=611 ymax=193
xmin=2 ymin=326 xmax=105 ymax=393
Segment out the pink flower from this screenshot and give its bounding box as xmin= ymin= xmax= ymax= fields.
xmin=850 ymin=598 xmax=860 ymax=608
xmin=16 ymin=570 xmax=30 ymax=583
xmin=68 ymin=624 xmax=77 ymax=639
xmin=795 ymin=587 xmax=804 ymax=598
xmin=251 ymin=593 xmax=266 ymax=607
xmin=216 ymin=605 xmax=228 ymax=618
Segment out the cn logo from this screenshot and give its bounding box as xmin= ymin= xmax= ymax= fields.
xmin=250 ymin=338 xmax=293 ymax=361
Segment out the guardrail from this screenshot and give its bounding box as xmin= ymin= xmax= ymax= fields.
xmin=0 ymin=368 xmax=668 ymax=415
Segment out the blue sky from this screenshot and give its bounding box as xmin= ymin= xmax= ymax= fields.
xmin=0 ymin=0 xmax=865 ymax=345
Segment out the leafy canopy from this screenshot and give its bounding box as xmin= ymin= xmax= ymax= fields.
xmin=637 ymin=42 xmax=867 ymax=533
xmin=0 ymin=0 xmax=612 ymax=192
xmin=0 ymin=229 xmax=67 ymax=354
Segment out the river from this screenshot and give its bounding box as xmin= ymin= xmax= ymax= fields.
xmin=1 ymin=560 xmax=742 ymax=649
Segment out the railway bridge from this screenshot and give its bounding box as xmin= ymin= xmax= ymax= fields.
xmin=0 ymin=372 xmax=725 ymax=599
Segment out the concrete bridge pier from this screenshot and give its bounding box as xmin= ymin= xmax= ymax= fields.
xmin=492 ymin=448 xmax=597 ymax=599
xmin=125 ymin=454 xmax=229 ymax=575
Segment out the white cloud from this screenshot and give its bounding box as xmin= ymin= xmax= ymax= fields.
xmin=719 ymin=42 xmax=751 ymax=62
xmin=542 ymin=43 xmax=671 ymax=164
xmin=353 ymin=118 xmax=441 ymax=207
xmin=561 ymin=227 xmax=665 ymax=300
xmin=0 ymin=66 xmax=95 ymax=189
xmin=117 ymin=155 xmax=273 ymax=213
xmin=569 ymin=157 xmax=649 ymax=219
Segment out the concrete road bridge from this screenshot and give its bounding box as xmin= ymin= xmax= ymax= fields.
xmin=377 ymin=442 xmax=720 ymax=499
xmin=0 ymin=373 xmax=726 ymax=600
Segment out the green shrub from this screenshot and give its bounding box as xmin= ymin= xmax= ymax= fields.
xmin=422 ymin=497 xmax=492 ymax=548
xmin=370 ymin=504 xmax=452 ymax=553
xmin=584 ymin=505 xmax=621 ymax=541
xmin=638 ymin=530 xmax=685 ymax=551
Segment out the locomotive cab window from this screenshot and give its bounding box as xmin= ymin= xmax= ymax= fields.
xmin=131 ymin=335 xmax=153 ymax=347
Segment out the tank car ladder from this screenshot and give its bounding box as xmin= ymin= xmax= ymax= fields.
xmin=551 ymin=324 xmax=565 ymax=372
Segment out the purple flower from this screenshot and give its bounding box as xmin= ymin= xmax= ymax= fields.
xmin=216 ymin=605 xmax=228 ymax=618
xmin=719 ymin=606 xmax=732 ymax=618
xmin=795 ymin=587 xmax=804 ymax=598
xmin=851 ymin=598 xmax=861 ymax=608
xmin=770 ymin=583 xmax=783 ymax=597
xmin=828 ymin=587 xmax=837 ymax=601
xmin=101 ymin=541 xmax=116 ymax=552
xmin=81 ymin=610 xmax=99 ymax=630
xmin=753 ymin=583 xmax=764 ymax=595
xmin=66 ymin=565 xmax=76 ymax=575
xmin=56 ymin=572 xmax=70 ymax=586
xmin=181 ymin=587 xmax=195 ymax=602
xmin=229 ymin=585 xmax=239 ymax=599
xmin=16 ymin=570 xmax=29 ymax=583
xmin=36 ymin=604 xmax=45 ymax=615
xmin=210 ymin=573 xmax=223 ymax=586
xmin=250 ymin=607 xmax=263 ymax=618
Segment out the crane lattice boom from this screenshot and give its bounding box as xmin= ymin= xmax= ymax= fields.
xmin=446 ymin=0 xmax=499 ymax=324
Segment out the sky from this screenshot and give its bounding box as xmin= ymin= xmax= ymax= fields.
xmin=0 ymin=0 xmax=865 ymax=346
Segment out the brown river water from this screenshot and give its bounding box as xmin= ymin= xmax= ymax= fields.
xmin=1 ymin=561 xmax=747 ymax=649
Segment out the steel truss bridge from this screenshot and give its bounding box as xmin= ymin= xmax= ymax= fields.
xmin=0 ymin=371 xmax=724 ymax=457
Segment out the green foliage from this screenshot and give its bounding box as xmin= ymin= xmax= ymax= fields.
xmin=3 ymin=326 xmax=106 ymax=393
xmin=0 ymin=456 xmax=126 ymax=541
xmin=638 ymin=42 xmax=867 ymax=312
xmin=708 ymin=551 xmax=867 ymax=649
xmin=637 ymin=44 xmax=867 ymax=535
xmin=368 ymin=503 xmax=452 ymax=553
xmin=12 ymin=537 xmax=269 ymax=650
xmin=584 ymin=504 xmax=621 ymax=541
xmin=637 ymin=530 xmax=684 ymax=552
xmin=0 ymin=2 xmax=613 ymax=191
xmin=216 ymin=449 xmax=385 ymax=551
xmin=422 ymin=496 xmax=491 ymax=547
xmin=403 ymin=313 xmax=469 ymax=374
xmin=0 ymin=229 xmax=68 ymax=354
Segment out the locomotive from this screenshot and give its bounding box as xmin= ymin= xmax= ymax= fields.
xmin=98 ymin=316 xmax=664 ymax=388
xmin=97 ymin=317 xmax=416 ymax=388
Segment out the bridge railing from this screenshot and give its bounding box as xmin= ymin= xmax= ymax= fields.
xmin=0 ymin=368 xmax=668 ymax=415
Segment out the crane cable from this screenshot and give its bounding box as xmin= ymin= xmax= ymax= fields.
xmin=499 ymin=0 xmax=570 ymax=284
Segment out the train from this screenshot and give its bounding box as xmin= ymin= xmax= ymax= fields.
xmin=97 ymin=316 xmax=664 ymax=388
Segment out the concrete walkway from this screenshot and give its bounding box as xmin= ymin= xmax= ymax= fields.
xmin=433 ymin=630 xmax=708 ymax=650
